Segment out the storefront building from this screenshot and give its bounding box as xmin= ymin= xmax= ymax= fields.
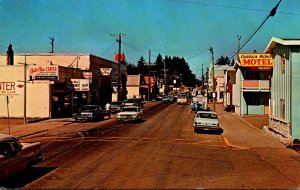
xmin=233 ymin=53 xmax=272 ymax=115
xmin=0 ymin=50 xmax=126 ymax=119
xmin=126 ymin=75 xmax=148 ymax=100
xmin=264 ymin=37 xmax=300 ymax=144
xmin=209 ymin=65 xmax=233 ymax=103
xmin=223 ymin=68 xmax=236 ymax=108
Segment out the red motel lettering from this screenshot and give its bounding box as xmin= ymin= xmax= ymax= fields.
xmin=242 ymin=59 xmax=272 ymax=66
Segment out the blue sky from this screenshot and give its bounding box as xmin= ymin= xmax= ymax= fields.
xmin=0 ymin=0 xmax=299 ymax=78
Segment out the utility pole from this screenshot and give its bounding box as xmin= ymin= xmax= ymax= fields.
xmin=206 ymin=67 xmax=209 ymax=98
xmin=111 ymin=33 xmax=126 ymax=101
xmin=148 ymin=49 xmax=151 ymax=101
xmin=24 ymin=53 xmax=27 ymax=124
xmin=50 ymin=36 xmax=54 ymax=53
xmin=201 ymin=64 xmax=204 ymax=95
xmin=237 ymin=35 xmax=241 ymax=59
xmin=17 ymin=53 xmax=28 ymax=124
xmin=209 ymin=47 xmax=215 ymax=112
xmin=164 ymin=61 xmax=167 ymax=94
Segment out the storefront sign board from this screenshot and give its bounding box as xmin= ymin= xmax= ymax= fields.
xmin=29 ymin=65 xmax=59 ymax=80
xmin=238 ymin=53 xmax=273 ymax=67
xmin=69 ymin=79 xmax=90 ymax=91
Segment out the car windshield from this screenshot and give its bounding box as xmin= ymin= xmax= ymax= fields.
xmin=111 ymin=102 xmax=122 ymax=106
xmin=197 ymin=113 xmax=217 ymax=119
xmin=122 ymin=107 xmax=138 ymax=112
xmin=80 ymin=106 xmax=98 ymax=111
xmin=124 ymin=99 xmax=136 ymax=103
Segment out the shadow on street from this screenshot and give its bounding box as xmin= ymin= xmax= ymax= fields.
xmin=0 ymin=166 xmax=56 ymax=189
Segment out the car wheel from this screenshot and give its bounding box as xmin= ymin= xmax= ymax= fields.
xmin=75 ymin=118 xmax=78 ymax=123
xmin=219 ymin=128 xmax=224 ymax=134
xmin=137 ymin=115 xmax=142 ymax=122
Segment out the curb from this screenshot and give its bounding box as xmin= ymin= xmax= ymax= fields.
xmin=18 ymin=129 xmax=48 ymax=139
xmin=231 ymin=113 xmax=264 ymax=133
xmin=222 ymin=136 xmax=251 ymax=150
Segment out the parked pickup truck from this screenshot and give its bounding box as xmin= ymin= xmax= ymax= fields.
xmin=0 ymin=134 xmax=43 ymax=181
xmin=72 ymin=105 xmax=111 ymax=122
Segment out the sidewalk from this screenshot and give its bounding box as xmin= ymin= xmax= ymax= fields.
xmin=0 ymin=101 xmax=162 ymax=139
xmin=207 ymin=103 xmax=286 ymax=149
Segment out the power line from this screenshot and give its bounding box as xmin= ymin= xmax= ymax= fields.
xmin=230 ymin=0 xmax=282 ymax=59
xmin=100 ymin=42 xmax=117 ymax=57
xmin=165 ymin=0 xmax=299 ymax=15
xmin=186 ymin=50 xmax=209 ymax=60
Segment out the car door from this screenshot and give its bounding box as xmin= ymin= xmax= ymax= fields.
xmin=0 ymin=141 xmax=24 ymax=180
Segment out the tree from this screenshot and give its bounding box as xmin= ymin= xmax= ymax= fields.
xmin=136 ymin=56 xmax=148 ymax=75
xmin=127 ymin=54 xmax=197 ymax=88
xmin=230 ymin=58 xmax=235 ymax=66
xmin=216 ymin=55 xmax=231 ymax=65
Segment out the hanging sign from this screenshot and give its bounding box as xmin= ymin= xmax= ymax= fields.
xmin=100 ymin=68 xmax=112 ymax=76
xmin=83 ymin=72 xmax=93 ymax=83
xmin=238 ymin=53 xmax=273 ymax=67
xmin=114 ymin=53 xmax=125 ymax=62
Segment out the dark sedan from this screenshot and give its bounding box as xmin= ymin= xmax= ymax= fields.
xmin=110 ymin=101 xmax=123 ymax=113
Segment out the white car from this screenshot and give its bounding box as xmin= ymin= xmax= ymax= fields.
xmin=193 ymin=111 xmax=223 ymax=133
xmin=177 ymin=95 xmax=188 ymax=105
xmin=0 ymin=134 xmax=43 ymax=181
xmin=116 ymin=106 xmax=143 ymax=123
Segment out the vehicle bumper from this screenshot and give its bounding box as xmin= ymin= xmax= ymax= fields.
xmin=73 ymin=116 xmax=96 ymax=121
xmin=117 ymin=116 xmax=138 ymax=121
xmin=194 ymin=125 xmax=222 ymax=131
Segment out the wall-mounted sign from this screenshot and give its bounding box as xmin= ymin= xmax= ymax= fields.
xmin=238 ymin=53 xmax=273 ymax=67
xmin=100 ymin=68 xmax=112 ymax=76
xmin=29 ymin=65 xmax=59 ymax=80
xmin=0 ymin=81 xmax=23 ymax=96
xmin=67 ymin=79 xmax=89 ymax=91
xmin=83 ymin=72 xmax=93 ymax=83
xmin=144 ymin=76 xmax=155 ymax=88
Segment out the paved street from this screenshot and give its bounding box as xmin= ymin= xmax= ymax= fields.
xmin=1 ymin=101 xmax=300 ymax=189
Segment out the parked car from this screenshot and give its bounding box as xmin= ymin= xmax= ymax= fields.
xmin=177 ymin=95 xmax=188 ymax=105
xmin=162 ymin=95 xmax=171 ymax=103
xmin=123 ymin=98 xmax=144 ymax=108
xmin=110 ymin=101 xmax=123 ymax=113
xmin=191 ymin=101 xmax=207 ymax=113
xmin=193 ymin=111 xmax=223 ymax=133
xmin=156 ymin=94 xmax=163 ymax=101
xmin=0 ymin=134 xmax=43 ymax=181
xmin=72 ymin=105 xmax=110 ymax=122
xmin=116 ymin=106 xmax=143 ymax=123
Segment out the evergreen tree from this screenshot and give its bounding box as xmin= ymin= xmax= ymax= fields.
xmin=136 ymin=56 xmax=148 ymax=75
xmin=216 ymin=55 xmax=231 ymax=65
